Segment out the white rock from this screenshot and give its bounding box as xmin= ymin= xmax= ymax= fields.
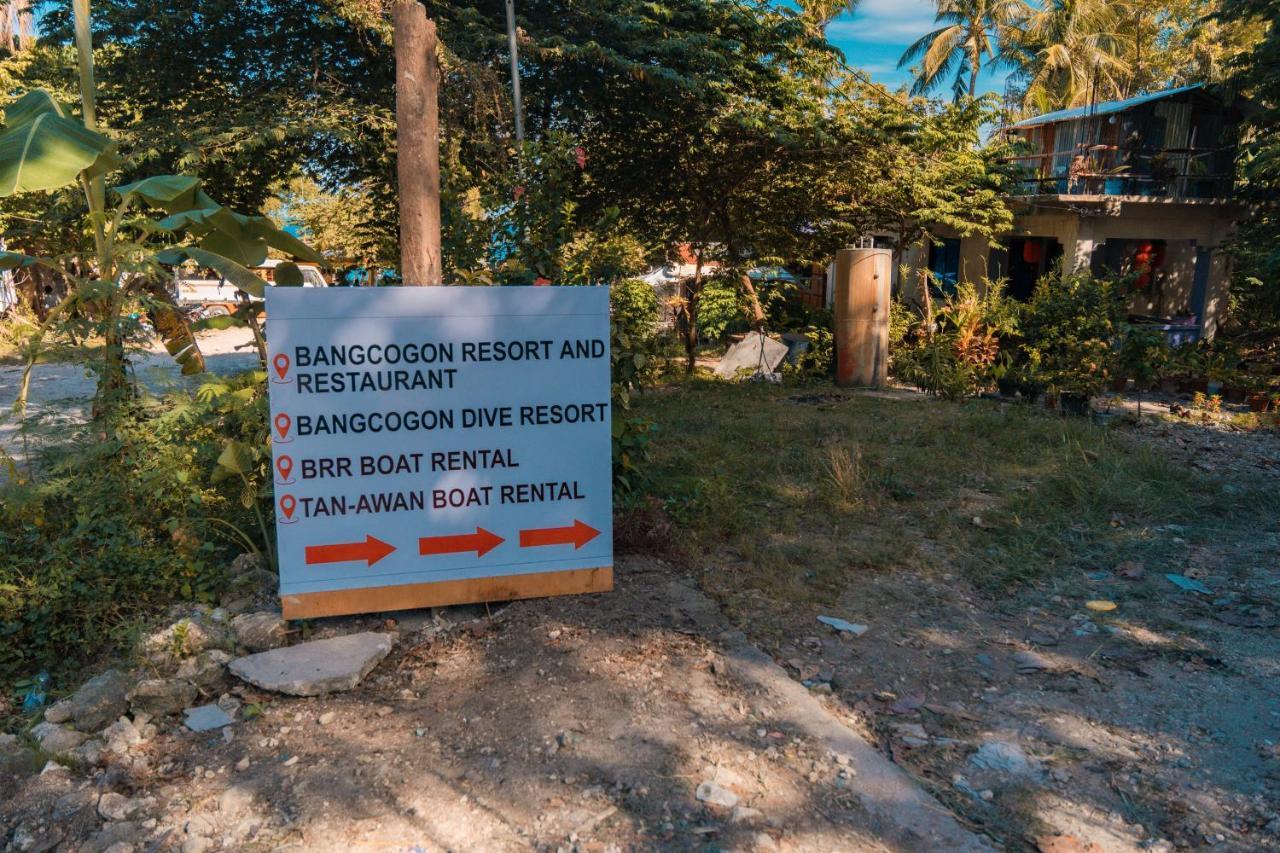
xmin=72 ymin=739 xmax=107 ymax=766
xmin=228 ymin=633 xmax=395 ymax=696
xmin=98 ymin=792 xmax=131 ymax=821
xmin=230 ymin=612 xmax=289 ymax=652
xmin=129 ymin=678 xmax=198 ymax=717
xmin=66 ymin=669 xmax=131 ymax=732
xmin=43 ymin=700 xmax=73 ymax=724
xmin=217 ymin=784 xmax=256 ymax=817
xmin=753 ymin=831 xmax=780 ymax=851
xmin=969 ymin=740 xmax=1040 ymax=778
xmin=695 ymin=780 xmax=739 ymax=808
xmin=143 ymin=617 xmax=225 ymax=662
xmin=31 ymin=721 xmax=88 ymax=755
xmin=181 ymin=837 xmax=214 ymax=853
xmin=103 ymin=718 xmax=142 ymax=755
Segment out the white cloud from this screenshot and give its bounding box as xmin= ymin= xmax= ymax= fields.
xmin=826 ymin=0 xmax=941 ymax=44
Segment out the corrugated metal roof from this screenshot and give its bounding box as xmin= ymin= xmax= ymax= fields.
xmin=1010 ymin=84 xmax=1203 ymax=129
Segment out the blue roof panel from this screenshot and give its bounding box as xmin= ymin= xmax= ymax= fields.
xmin=1010 ymin=85 xmax=1203 ymax=129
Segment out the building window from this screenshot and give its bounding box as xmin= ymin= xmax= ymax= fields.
xmin=928 ymin=238 xmax=961 ymax=292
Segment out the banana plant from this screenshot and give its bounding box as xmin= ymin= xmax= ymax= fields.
xmin=0 ymin=90 xmax=320 ymax=416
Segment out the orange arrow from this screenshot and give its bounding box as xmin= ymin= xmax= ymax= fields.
xmin=305 ymin=535 xmax=396 ymax=567
xmin=418 ymin=527 xmax=504 ymax=557
xmin=519 ymin=520 xmax=600 ymax=550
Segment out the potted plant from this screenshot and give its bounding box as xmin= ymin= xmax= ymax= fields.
xmin=1201 ymin=343 xmax=1242 ymax=397
xmin=1157 ymin=350 xmax=1185 ymax=396
xmin=1221 ymin=370 xmax=1249 ymax=404
xmin=1112 ymin=327 xmax=1166 ymax=394
xmin=1245 ymin=374 xmax=1274 ymax=412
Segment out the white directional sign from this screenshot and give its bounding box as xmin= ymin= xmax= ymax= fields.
xmin=264 ymin=286 xmax=613 ymax=618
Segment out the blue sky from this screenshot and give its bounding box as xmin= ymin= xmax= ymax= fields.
xmin=823 ymin=0 xmax=1009 ymax=96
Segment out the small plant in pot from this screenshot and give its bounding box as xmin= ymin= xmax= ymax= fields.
xmin=1219 ymin=370 xmax=1249 ymax=404
xmin=1245 ymin=374 xmax=1274 ymax=412
xmin=1112 ymin=326 xmax=1167 ymax=409
xmin=1202 ymin=343 xmax=1243 ymax=398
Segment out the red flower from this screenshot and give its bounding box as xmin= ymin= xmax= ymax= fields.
xmin=574 ymin=146 xmax=587 ymax=168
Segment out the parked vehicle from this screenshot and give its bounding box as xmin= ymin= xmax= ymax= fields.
xmin=173 ymin=259 xmax=328 ymax=319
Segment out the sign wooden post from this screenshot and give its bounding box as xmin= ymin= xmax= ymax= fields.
xmin=266 ymin=286 xmax=614 ymax=619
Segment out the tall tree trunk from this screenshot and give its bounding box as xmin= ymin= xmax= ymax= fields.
xmin=394 ymin=0 xmax=442 ymax=285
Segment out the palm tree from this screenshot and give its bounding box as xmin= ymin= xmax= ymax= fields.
xmin=898 ymin=0 xmax=1028 ymax=99
xmin=1003 ymin=0 xmax=1130 ymax=112
xmin=799 ymin=0 xmax=862 ymax=32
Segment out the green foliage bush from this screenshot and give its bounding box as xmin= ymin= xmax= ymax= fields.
xmin=783 ymin=320 xmax=835 ymax=379
xmin=607 ymin=280 xmax=663 ymax=496
xmin=0 ymin=376 xmax=269 ymax=683
xmin=610 ymin=278 xmax=660 ymax=344
xmin=696 ymin=276 xmax=748 ymax=341
xmin=1020 ymin=272 xmax=1122 ymax=396
xmin=1111 ymin=326 xmax=1169 ymax=388
xmin=892 ymin=280 xmax=1021 ymax=400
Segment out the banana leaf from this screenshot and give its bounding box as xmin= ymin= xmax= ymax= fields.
xmin=0 ymin=101 xmax=116 ymax=195
xmin=273 ymin=262 xmax=304 ymax=286
xmin=115 ymin=174 xmax=204 ymax=212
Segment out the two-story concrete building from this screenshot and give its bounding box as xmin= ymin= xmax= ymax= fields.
xmin=904 ymin=84 xmax=1249 ymax=339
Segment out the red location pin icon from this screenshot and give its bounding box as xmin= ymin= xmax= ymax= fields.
xmin=272 ymin=353 xmax=291 ymax=383
xmin=275 ymin=455 xmax=294 ymax=483
xmin=274 ymin=412 xmax=292 ymax=442
xmin=278 ymin=494 xmax=297 ymax=523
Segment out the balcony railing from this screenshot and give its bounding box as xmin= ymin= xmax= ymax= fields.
xmin=1001 ymin=144 xmax=1235 ymax=200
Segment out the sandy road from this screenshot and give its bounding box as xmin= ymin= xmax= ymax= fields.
xmin=0 ymin=328 xmax=261 ymax=458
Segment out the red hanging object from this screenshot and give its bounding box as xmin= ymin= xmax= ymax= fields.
xmin=1022 ymin=240 xmax=1042 ymax=264
xmin=1133 ymin=241 xmax=1156 ymax=290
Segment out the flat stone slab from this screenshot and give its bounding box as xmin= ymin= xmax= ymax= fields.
xmin=183 ymin=704 xmax=235 ymax=732
xmin=228 ymin=632 xmax=395 ymax=696
xmin=715 ymin=332 xmax=789 ymax=380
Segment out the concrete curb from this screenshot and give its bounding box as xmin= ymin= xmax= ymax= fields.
xmin=719 ymin=628 xmax=994 ymax=851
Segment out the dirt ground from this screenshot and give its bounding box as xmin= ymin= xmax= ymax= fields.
xmin=1 ymin=559 xmax=915 ymax=853
xmin=699 ymin=390 xmax=1280 ymax=851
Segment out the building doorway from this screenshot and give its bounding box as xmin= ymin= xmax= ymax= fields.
xmin=989 ymin=237 xmax=1063 ymax=301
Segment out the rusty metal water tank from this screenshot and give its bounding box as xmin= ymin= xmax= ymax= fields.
xmin=833 ymin=247 xmax=890 ymax=388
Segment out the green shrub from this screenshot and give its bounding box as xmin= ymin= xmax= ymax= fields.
xmin=696 ymin=276 xmax=748 ymax=341
xmin=609 ymin=282 xmax=663 ymax=495
xmin=1111 ymin=325 xmax=1170 ymax=388
xmin=0 ymin=374 xmax=270 ymax=684
xmin=610 ymin=315 xmax=659 ymax=497
xmin=892 ymin=280 xmax=1020 ymax=399
xmin=1020 ymin=272 xmax=1121 ymax=396
xmin=783 ymin=322 xmax=835 ymax=379
xmin=611 ymin=278 xmax=660 ymax=344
